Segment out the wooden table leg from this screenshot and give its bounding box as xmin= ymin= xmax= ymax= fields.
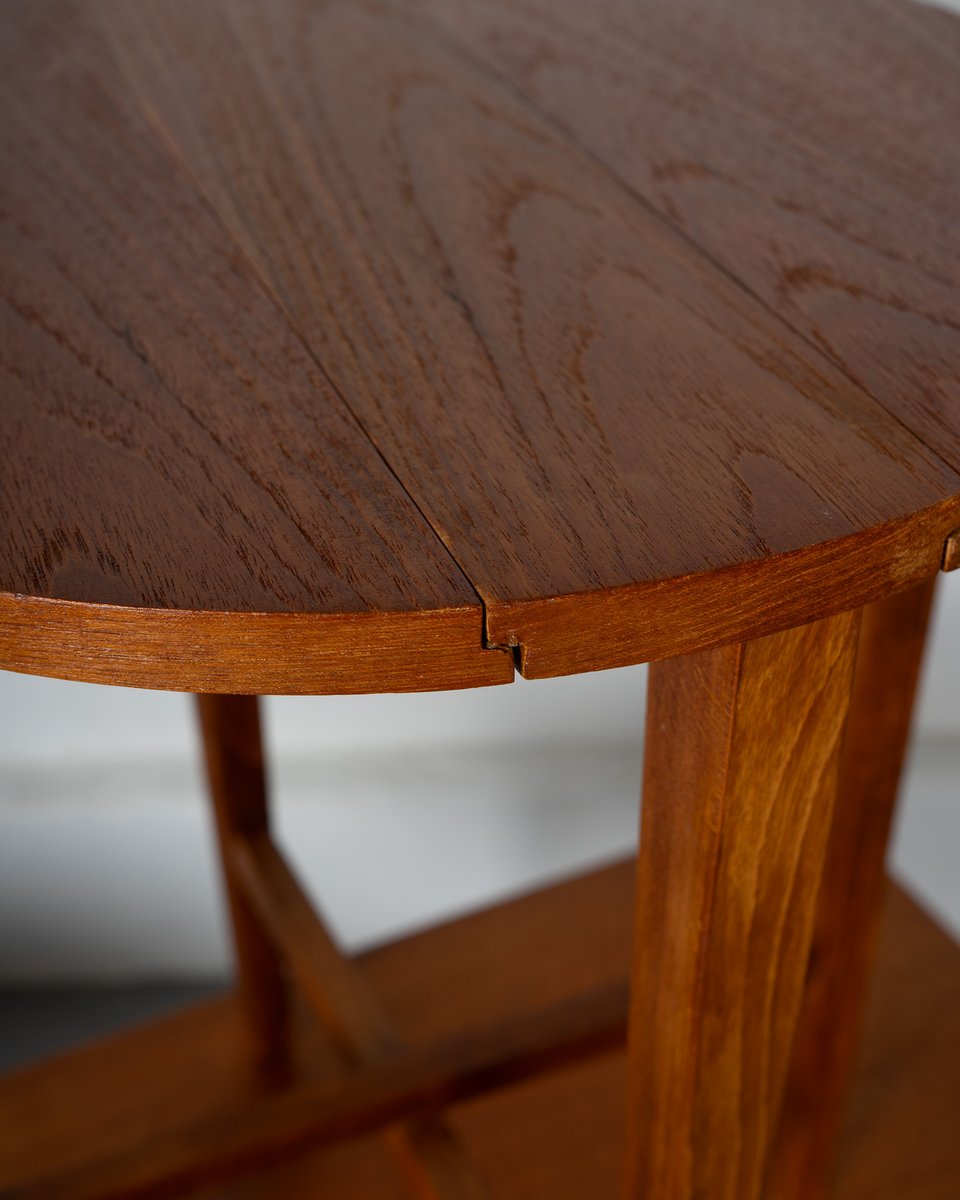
xmin=197 ymin=694 xmax=493 ymax=1196
xmin=767 ymin=579 xmax=937 ymax=1198
xmin=623 ymin=609 xmax=863 ymax=1200
xmin=196 ymin=694 xmax=288 ymax=1070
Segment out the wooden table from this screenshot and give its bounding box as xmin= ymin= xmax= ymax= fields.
xmin=2 ymin=1 xmax=959 ymax=1196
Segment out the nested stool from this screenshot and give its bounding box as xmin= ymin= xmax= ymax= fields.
xmin=2 ymin=0 xmax=959 ymax=1196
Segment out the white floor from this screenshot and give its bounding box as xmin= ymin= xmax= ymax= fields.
xmin=0 ymin=732 xmax=956 ymax=983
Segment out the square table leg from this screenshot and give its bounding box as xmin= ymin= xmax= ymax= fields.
xmin=196 ymin=694 xmax=288 ymax=1071
xmin=767 ymin=579 xmax=936 ymax=1198
xmin=194 ymin=694 xmax=496 ymax=1197
xmin=624 ymin=581 xmax=936 ymax=1200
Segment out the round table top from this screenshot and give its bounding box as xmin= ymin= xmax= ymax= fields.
xmin=2 ymin=0 xmax=959 ymax=694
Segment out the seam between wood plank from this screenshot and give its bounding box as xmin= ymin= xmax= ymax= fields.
xmin=90 ymin=8 xmax=498 ymax=632
xmin=93 ymin=2 xmax=960 ymax=680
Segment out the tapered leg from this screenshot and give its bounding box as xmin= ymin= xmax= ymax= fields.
xmin=767 ymin=579 xmax=937 ymax=1198
xmin=623 ymin=610 xmax=862 ymax=1200
xmin=196 ymin=693 xmax=288 ymax=1068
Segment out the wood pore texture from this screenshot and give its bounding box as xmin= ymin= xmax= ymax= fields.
xmin=626 ymin=611 xmax=862 ymax=1199
xmin=2 ymin=0 xmax=959 ymax=690
xmin=768 ymin=580 xmax=938 ymax=1199
xmin=412 ymin=0 xmax=960 ymax=462
xmin=0 ymin=1 xmax=506 ymax=693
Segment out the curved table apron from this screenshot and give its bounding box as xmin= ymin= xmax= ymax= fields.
xmin=1 ymin=2 xmax=959 ymax=1200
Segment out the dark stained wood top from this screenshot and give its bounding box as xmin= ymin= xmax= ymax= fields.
xmin=0 ymin=1 xmax=510 ymax=692
xmin=2 ymin=0 xmax=959 ymax=691
xmin=416 ymin=0 xmax=960 ymax=460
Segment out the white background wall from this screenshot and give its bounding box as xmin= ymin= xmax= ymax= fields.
xmin=1 ymin=573 xmax=958 ymax=983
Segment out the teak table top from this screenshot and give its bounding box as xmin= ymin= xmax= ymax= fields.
xmin=2 ymin=0 xmax=959 ymax=694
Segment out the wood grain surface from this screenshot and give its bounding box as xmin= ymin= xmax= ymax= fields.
xmin=1 ymin=864 xmax=955 ymax=1200
xmin=0 ymin=862 xmax=634 ymax=1196
xmin=412 ymin=0 xmax=960 ymax=465
xmin=768 ymin=580 xmax=937 ymax=1199
xmin=2 ymin=0 xmax=959 ymax=687
xmin=626 ymin=611 xmax=861 ymax=1199
xmin=101 ymin=0 xmax=959 ymax=673
xmin=0 ymin=0 xmax=507 ymax=693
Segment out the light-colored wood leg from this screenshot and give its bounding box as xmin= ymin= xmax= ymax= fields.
xmin=623 ymin=609 xmax=862 ymax=1200
xmin=196 ymin=693 xmax=288 ymax=1069
xmin=767 ymin=578 xmax=937 ymax=1198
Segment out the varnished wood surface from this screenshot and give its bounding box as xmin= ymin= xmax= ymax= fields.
xmin=627 ymin=612 xmax=861 ymax=1199
xmin=0 ymin=597 xmax=512 ymax=694
xmin=1 ymin=0 xmax=958 ymax=687
xmin=0 ymin=861 xmax=633 ymax=1195
xmin=0 ymin=1 xmax=506 ymax=694
xmin=413 ymin=0 xmax=960 ymax=467
xmin=769 ymin=581 xmax=937 ymax=1199
xmin=101 ymin=0 xmax=959 ymax=674
xmin=1 ymin=864 xmax=956 ymax=1200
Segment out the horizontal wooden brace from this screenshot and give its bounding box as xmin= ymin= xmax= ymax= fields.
xmin=8 ymin=860 xmax=948 ymax=1200
xmin=17 ymin=980 xmax=627 ymax=1199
